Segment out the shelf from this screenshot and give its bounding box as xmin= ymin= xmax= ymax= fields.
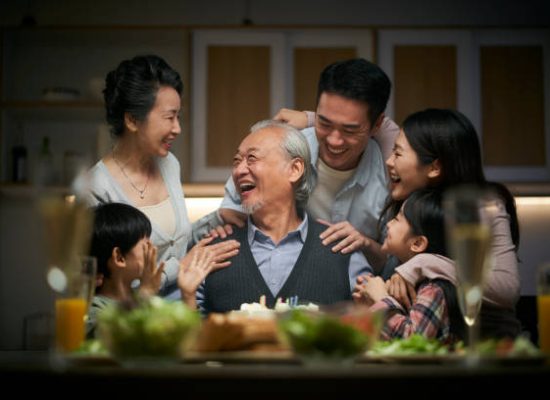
xmin=0 ymin=101 xmax=104 ymax=120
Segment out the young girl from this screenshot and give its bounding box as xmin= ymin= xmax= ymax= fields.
xmin=353 ymin=189 xmax=464 ymax=342
xmin=86 ymin=202 xmax=165 ymax=338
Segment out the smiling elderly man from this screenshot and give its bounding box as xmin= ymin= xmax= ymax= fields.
xmin=189 ymin=120 xmax=372 ymax=314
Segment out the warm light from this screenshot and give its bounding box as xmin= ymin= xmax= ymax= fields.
xmin=515 ymin=197 xmax=550 ymax=206
xmin=185 ymin=197 xmax=223 ymax=222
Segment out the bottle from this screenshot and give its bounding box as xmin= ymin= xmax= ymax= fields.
xmin=12 ymin=144 xmax=28 ymax=183
xmin=34 ymin=136 xmax=56 ymax=186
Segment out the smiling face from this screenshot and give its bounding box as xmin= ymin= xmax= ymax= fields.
xmin=134 ymin=85 xmax=181 ymax=157
xmin=232 ymin=127 xmax=297 ymax=215
xmin=385 ymin=130 xmax=438 ymax=201
xmin=315 ymin=92 xmax=374 ymax=171
xmin=381 ymin=207 xmax=417 ymax=263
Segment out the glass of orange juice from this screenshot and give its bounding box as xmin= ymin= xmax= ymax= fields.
xmin=53 ymin=256 xmax=97 ymax=353
xmin=537 ymin=263 xmax=550 ymax=356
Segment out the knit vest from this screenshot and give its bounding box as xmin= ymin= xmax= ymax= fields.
xmin=203 ymin=217 xmax=352 ymax=314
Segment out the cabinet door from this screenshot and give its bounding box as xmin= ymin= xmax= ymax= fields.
xmin=191 ymin=29 xmax=373 ymax=182
xmin=191 ymin=31 xmax=285 ymax=182
xmin=378 ymin=29 xmax=550 ymax=182
xmin=378 ymin=30 xmax=475 ymax=126
xmin=475 ymin=30 xmax=550 ymax=182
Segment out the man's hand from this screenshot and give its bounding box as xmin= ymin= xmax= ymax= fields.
xmin=273 ymin=108 xmax=309 ymax=129
xmin=208 ymin=209 xmax=247 ymax=239
xmin=318 ymin=219 xmax=370 ymax=254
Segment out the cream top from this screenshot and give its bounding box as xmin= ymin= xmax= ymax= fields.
xmin=139 ymin=197 xmax=176 ymax=237
xmin=307 ymin=158 xmax=355 ymax=221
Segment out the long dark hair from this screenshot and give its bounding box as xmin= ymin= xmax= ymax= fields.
xmin=380 ymin=108 xmax=519 ymax=250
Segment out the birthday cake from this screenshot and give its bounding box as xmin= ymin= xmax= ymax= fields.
xmin=193 ymin=296 xmax=319 ymax=352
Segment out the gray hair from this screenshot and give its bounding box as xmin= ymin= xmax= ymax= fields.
xmin=249 ymin=120 xmax=314 ymax=209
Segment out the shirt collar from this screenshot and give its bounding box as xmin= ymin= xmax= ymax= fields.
xmin=247 ymin=212 xmax=308 ymax=246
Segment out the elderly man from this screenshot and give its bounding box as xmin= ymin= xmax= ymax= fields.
xmin=180 ymin=120 xmax=372 ymax=314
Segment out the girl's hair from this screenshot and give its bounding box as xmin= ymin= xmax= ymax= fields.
xmin=403 ymin=189 xmax=466 ymax=341
xmin=402 ymin=189 xmax=447 ymax=257
xmin=380 ymin=108 xmax=519 ymax=250
xmin=103 ymin=54 xmax=183 ymax=137
xmin=90 ymin=202 xmax=152 ymax=280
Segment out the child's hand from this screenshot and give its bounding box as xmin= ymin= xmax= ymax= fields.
xmin=139 ymin=242 xmax=165 ymax=297
xmin=178 ymin=236 xmax=240 ymax=308
xmin=352 ymin=274 xmax=373 ymax=305
xmin=360 ymin=275 xmax=388 ymax=303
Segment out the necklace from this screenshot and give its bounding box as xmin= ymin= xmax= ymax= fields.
xmin=112 ymin=151 xmax=150 ymax=199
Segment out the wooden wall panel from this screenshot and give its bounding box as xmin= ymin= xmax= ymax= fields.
xmin=394 ymin=45 xmax=456 ymax=125
xmin=294 ymin=48 xmax=356 ymax=111
xmin=481 ymin=46 xmax=545 ymax=166
xmin=206 ymin=46 xmax=270 ymax=167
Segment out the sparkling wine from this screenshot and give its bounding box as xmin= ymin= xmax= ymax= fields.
xmin=450 ymin=223 xmax=492 ymax=326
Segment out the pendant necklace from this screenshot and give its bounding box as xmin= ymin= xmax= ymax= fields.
xmin=112 ymin=150 xmax=150 ymax=200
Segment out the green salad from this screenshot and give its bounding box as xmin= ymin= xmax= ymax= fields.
xmin=368 ymin=334 xmax=453 ymax=356
xmin=278 ymin=309 xmax=372 ymax=359
xmin=98 ymin=296 xmax=200 ymax=358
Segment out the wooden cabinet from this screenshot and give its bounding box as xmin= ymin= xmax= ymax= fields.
xmin=190 ymin=29 xmax=373 ymax=182
xmin=378 ymin=29 xmax=550 ymax=182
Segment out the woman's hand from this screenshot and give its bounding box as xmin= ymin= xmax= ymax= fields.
xmin=178 ymin=236 xmax=240 ymax=307
xmin=318 ymin=219 xmax=369 ymax=254
xmin=209 ymin=209 xmax=247 ymax=239
xmin=139 ymin=242 xmax=165 ymax=297
xmin=386 ymin=273 xmax=416 ymax=310
xmin=273 ymin=108 xmax=309 ymax=129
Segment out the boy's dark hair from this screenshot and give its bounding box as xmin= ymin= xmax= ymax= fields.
xmin=402 ymin=188 xmax=447 ymax=257
xmin=90 ymin=202 xmax=152 ymax=281
xmin=316 ymin=58 xmax=391 ymax=126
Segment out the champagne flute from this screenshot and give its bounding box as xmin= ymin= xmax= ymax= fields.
xmin=444 ymin=185 xmax=496 ymax=359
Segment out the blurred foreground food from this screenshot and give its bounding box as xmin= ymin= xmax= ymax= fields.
xmin=98 ymin=296 xmax=200 ymax=359
xmin=278 ymin=304 xmax=381 ymax=360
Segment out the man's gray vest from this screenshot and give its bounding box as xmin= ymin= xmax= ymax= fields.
xmin=203 ymin=217 xmax=352 ymax=314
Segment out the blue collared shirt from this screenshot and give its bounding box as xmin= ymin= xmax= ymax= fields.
xmin=196 ymin=213 xmax=372 ymax=313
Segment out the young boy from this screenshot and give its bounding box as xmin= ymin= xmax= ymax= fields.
xmin=353 ymin=189 xmax=464 ymax=343
xmin=86 ymin=202 xmax=165 ymax=338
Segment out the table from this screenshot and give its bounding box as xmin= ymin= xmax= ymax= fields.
xmin=1 ymin=351 xmax=548 ymax=398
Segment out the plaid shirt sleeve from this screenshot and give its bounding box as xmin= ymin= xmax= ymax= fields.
xmin=370 ymin=281 xmax=450 ymax=341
